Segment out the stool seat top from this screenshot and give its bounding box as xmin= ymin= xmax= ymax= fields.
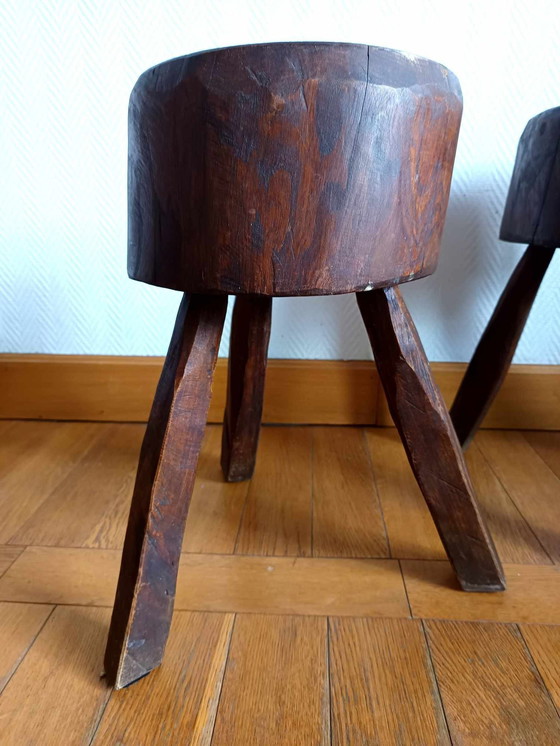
xmin=500 ymin=106 xmax=560 ymax=250
xmin=127 ymin=42 xmax=463 ymax=296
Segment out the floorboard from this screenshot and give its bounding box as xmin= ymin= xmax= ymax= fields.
xmin=329 ymin=617 xmax=450 ymax=745
xmin=425 ymin=620 xmax=560 ymax=745
xmin=211 ymin=614 xmax=329 ymax=746
xmin=0 ymin=421 xmax=558 ymax=743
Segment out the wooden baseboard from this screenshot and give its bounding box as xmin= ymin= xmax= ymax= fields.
xmin=0 ymin=354 xmax=558 ymax=429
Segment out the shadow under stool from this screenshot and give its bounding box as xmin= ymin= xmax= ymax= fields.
xmin=451 ymin=106 xmax=560 ymax=448
xmin=105 ymin=41 xmax=505 ymax=689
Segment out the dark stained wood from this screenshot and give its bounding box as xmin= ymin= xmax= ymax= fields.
xmin=452 ymin=107 xmax=560 ymax=447
xmin=357 ymin=287 xmax=505 ymax=591
xmin=500 ymin=107 xmax=560 ymax=248
xmin=128 ymin=42 xmax=462 ymax=296
xmin=107 ymin=42 xmax=471 ymax=690
xmin=221 ymin=295 xmax=272 ymax=481
xmin=103 ymin=293 xmax=227 ymax=689
xmin=451 ymin=244 xmax=556 ymax=447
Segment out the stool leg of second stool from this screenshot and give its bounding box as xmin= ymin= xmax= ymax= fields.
xmin=104 ymin=293 xmax=227 ymax=689
xmin=221 ymin=295 xmax=272 ymax=482
xmin=450 ymin=244 xmax=556 ymax=449
xmin=357 ymin=287 xmax=505 ymax=592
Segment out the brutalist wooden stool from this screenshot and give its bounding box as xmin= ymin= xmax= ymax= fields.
xmin=105 ymin=42 xmax=505 ymax=689
xmin=451 ymin=107 xmax=560 ymax=448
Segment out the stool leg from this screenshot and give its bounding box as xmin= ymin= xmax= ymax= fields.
xmin=357 ymin=287 xmax=505 ymax=592
xmin=104 ymin=293 xmax=227 ymax=689
xmin=450 ymin=244 xmax=556 ymax=449
xmin=221 ymin=295 xmax=272 ymax=482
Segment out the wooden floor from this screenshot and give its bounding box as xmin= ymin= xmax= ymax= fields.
xmin=0 ymin=421 xmax=559 ymax=744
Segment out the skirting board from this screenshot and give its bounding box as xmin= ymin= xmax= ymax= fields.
xmin=0 ymin=354 xmax=559 ymax=430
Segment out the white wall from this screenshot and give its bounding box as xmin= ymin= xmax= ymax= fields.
xmin=1 ymin=0 xmax=559 ymax=362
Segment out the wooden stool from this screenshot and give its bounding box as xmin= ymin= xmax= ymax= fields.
xmin=451 ymin=107 xmax=560 ymax=447
xmin=105 ymin=42 xmax=505 ymax=689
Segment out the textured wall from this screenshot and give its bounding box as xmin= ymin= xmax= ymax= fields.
xmin=1 ymin=0 xmax=559 ymax=362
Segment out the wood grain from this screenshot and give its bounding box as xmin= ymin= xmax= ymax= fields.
xmin=235 ymin=427 xmax=312 ymax=556
xmin=11 ymin=424 xmax=142 ymax=548
xmin=477 ymin=430 xmax=560 ymax=562
xmin=312 ymin=427 xmax=388 ymax=557
xmin=0 ymin=602 xmax=53 ymax=693
xmin=183 ymin=426 xmax=250 ymax=554
xmin=329 ymin=617 xmax=449 ymax=745
xmin=0 ymin=546 xmax=23 ymax=577
xmin=522 ymin=430 xmax=560 ymax=480
xmin=0 ymin=547 xmax=410 ymax=619
xmin=128 ymin=43 xmax=461 ymax=296
xmin=401 ymin=560 xmax=560 ymax=624
xmin=466 ymin=441 xmax=551 ymax=564
xmin=451 ymin=244 xmax=556 ymax=447
xmin=0 ymin=422 xmax=105 ymax=543
xmin=520 ymin=624 xmax=560 ymax=712
xmin=92 ymin=612 xmax=234 ymax=745
xmin=105 ymin=293 xmax=227 ymax=688
xmin=358 ymin=287 xmax=505 ymax=591
xmin=211 ymin=614 xmax=329 ymax=745
xmin=0 ymin=606 xmax=112 ymax=746
xmin=221 ymin=295 xmax=272 ymax=481
xmin=426 ymin=620 xmax=560 ymax=745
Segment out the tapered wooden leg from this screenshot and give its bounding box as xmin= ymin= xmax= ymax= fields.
xmin=357 ymin=287 xmax=505 ymax=592
xmin=221 ymin=295 xmax=272 ymax=482
xmin=451 ymin=244 xmax=556 ymax=448
xmin=104 ymin=293 xmax=227 ymax=689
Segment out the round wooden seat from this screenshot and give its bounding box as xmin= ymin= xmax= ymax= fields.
xmin=500 ymin=106 xmax=560 ymax=249
xmin=128 ymin=42 xmax=462 ymax=295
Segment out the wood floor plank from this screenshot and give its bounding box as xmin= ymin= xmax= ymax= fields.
xmin=477 ymin=430 xmax=560 ymax=562
xmin=466 ymin=440 xmax=551 ymax=564
xmin=11 ymin=424 xmax=142 ymax=548
xmin=211 ymin=614 xmax=329 ymax=746
xmin=426 ymin=620 xmax=560 ymax=745
xmin=365 ymin=429 xmax=447 ymax=560
xmin=520 ymin=625 xmax=560 ymax=712
xmin=329 ymin=617 xmax=449 ymax=745
xmin=0 ymin=421 xmax=107 ymax=543
xmin=312 ymin=428 xmax=389 ymax=558
xmin=522 ymin=430 xmax=560 ymax=481
xmin=401 ymin=560 xmax=560 ymax=624
xmin=0 ymin=547 xmax=410 ymax=618
xmin=175 ymin=554 xmax=409 ymax=618
xmin=183 ymin=426 xmax=249 ymax=554
xmin=0 ymin=420 xmax=64 ymax=473
xmin=0 ymin=546 xmax=23 ymax=577
xmin=0 ymin=602 xmax=53 ymax=693
xmin=0 ymin=606 xmax=111 ymax=745
xmin=235 ymin=427 xmax=312 ymax=556
xmin=92 ymin=611 xmax=234 ymax=745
